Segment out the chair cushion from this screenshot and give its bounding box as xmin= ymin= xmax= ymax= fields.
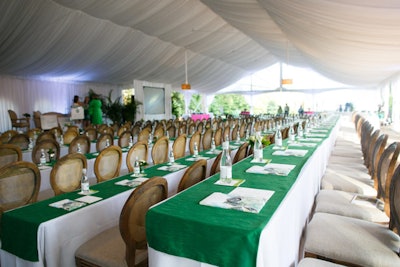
xmin=315 ymin=190 xmax=389 ymax=224
xmin=321 ymin=170 xmax=376 ymax=197
xmin=298 ymin=258 xmax=345 ymax=267
xmin=75 ymin=226 xmax=147 ymax=267
xmin=305 ymin=213 xmax=400 ymax=267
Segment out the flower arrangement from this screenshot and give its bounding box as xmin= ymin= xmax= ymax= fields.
xmin=247 ymin=135 xmax=271 ymax=148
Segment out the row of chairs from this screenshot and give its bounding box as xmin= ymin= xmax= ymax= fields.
xmin=301 ymin=113 xmax=400 ymax=266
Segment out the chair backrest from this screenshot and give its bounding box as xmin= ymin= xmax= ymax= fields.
xmin=0 ymin=144 xmax=22 ymax=168
xmin=151 ymin=136 xmax=169 ymax=165
xmin=96 ymin=133 xmax=113 ymax=152
xmin=188 ymin=123 xmax=196 ymax=135
xmin=0 ymin=130 xmax=18 ymax=144
xmin=117 ymin=126 xmax=128 ymax=137
xmin=84 ymin=127 xmax=98 ymax=141
xmin=223 ymin=126 xmax=230 ymax=141
xmin=370 ymin=134 xmax=388 ymax=187
xmin=119 ymin=177 xmax=168 ymax=266
xmin=189 ymin=131 xmax=201 ymax=155
xmin=94 ymin=145 xmax=122 ymax=183
xmin=126 ymin=141 xmax=148 ymax=172
xmin=214 ymin=128 xmax=223 ymax=146
xmin=49 ymin=126 xmax=63 ymax=138
xmin=0 ymin=161 xmax=40 ymax=212
xmin=197 ymin=122 xmax=204 ymax=133
xmin=100 ymin=126 xmax=114 ymax=137
xmin=179 ymin=123 xmax=187 ymax=135
xmin=33 ymin=111 xmax=42 ymax=129
xmin=69 ymin=135 xmax=91 ymax=154
xmin=9 ymin=134 xmax=30 ymax=150
xmin=63 ymin=130 xmax=78 ymax=145
xmin=36 ymin=131 xmax=56 ymax=143
xmin=50 ymin=153 xmax=87 ymax=195
xmin=202 ymin=128 xmax=213 ymax=150
xmin=31 ymin=139 xmax=60 ymax=164
xmin=231 ymin=124 xmax=239 ymax=141
xmin=154 ymin=127 xmax=164 ymax=140
xmin=232 ymin=142 xmax=249 ymax=164
xmin=389 ymin=163 xmax=400 ymax=233
xmin=172 ymin=134 xmax=187 ymax=159
xmin=131 ymin=125 xmax=141 ymax=137
xmin=138 ymin=128 xmax=151 ymax=143
xmin=7 ymin=109 xmax=17 ymax=122
xmin=376 ymin=142 xmax=400 ymax=216
xmin=365 ymin=129 xmax=380 ymax=170
xmin=166 ymin=125 xmax=176 ymax=138
xmin=178 ymin=159 xmax=207 ymax=192
xmin=118 ymin=130 xmax=132 ymax=148
xmin=210 ymin=152 xmax=222 ymax=176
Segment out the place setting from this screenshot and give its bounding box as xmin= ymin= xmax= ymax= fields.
xmin=246 ymin=162 xmax=296 ymax=176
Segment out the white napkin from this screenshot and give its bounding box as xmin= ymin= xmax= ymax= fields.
xmin=186 ymin=156 xmax=210 ymax=161
xmin=298 ymin=137 xmax=323 ymax=142
xmin=288 ymin=142 xmax=317 ymax=148
xmin=272 ymin=149 xmax=308 ymax=157
xmin=246 ymin=163 xmax=295 ymax=176
xmin=306 ymin=133 xmax=326 ymax=137
xmin=115 ymin=177 xmax=149 ymax=187
xmin=75 ymin=195 xmax=102 ymax=204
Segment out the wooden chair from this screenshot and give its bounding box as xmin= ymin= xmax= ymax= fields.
xmin=172 ymin=134 xmax=187 ymax=159
xmin=304 ymin=163 xmax=400 ymax=266
xmin=131 ymin=124 xmax=141 ymax=138
xmin=8 ymin=110 xmax=30 ymax=131
xmin=50 ymin=153 xmax=87 ymax=195
xmin=49 ymin=126 xmax=63 ymax=138
xmin=153 ymin=126 xmax=164 ymax=140
xmin=69 ymin=135 xmax=91 ymax=154
xmin=231 ymin=124 xmax=239 ymax=141
xmin=84 ymin=127 xmax=98 ymax=141
xmin=189 ymin=131 xmax=201 ymax=155
xmin=94 ymin=145 xmax=122 ymax=183
xmin=75 ymin=177 xmax=168 ymax=267
xmin=63 ymin=130 xmax=78 ymax=145
xmin=27 ymin=128 xmax=41 ymax=140
xmin=33 ymin=111 xmax=42 ymax=129
xmin=126 ymin=141 xmax=148 ymax=173
xmin=197 ymin=121 xmax=204 ymax=133
xmin=31 ymin=139 xmax=60 ymax=164
xmin=9 ymin=133 xmax=30 ymax=150
xmin=214 ymin=128 xmax=223 ymax=147
xmin=0 ymin=144 xmax=22 ymax=168
xmin=151 ymin=136 xmax=169 ymax=165
xmin=100 ymin=126 xmax=114 ymax=138
xmin=239 ymin=123 xmax=246 ymax=138
xmin=118 ymin=130 xmax=133 ymax=148
xmin=0 ymin=130 xmax=18 ymax=144
xmin=166 ymin=125 xmax=176 ymax=138
xmin=209 ymin=152 xmax=222 ymax=176
xmin=223 ymin=126 xmax=230 ymax=141
xmin=202 ymin=128 xmax=213 ymax=150
xmin=177 ymin=159 xmax=207 ymax=192
xmin=96 ymin=133 xmax=113 ymax=152
xmin=138 ymin=128 xmax=151 ymax=143
xmin=178 ymin=123 xmax=187 ymax=135
xmin=117 ymin=126 xmax=128 ymax=137
xmin=232 ymin=142 xmax=249 ymax=164
xmin=36 ymin=131 xmax=56 ymax=143
xmin=188 ymin=123 xmax=196 ymax=135
xmin=0 ymin=161 xmax=40 ymax=213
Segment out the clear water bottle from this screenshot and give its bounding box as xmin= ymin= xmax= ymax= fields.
xmin=211 ymin=137 xmax=216 ymax=152
xmin=169 ymin=149 xmax=175 ymax=164
xmin=148 ymin=134 xmax=152 ymax=146
xmin=28 ymin=138 xmax=33 ymax=150
xmin=77 ymin=143 xmax=82 ymax=153
xmin=59 ymin=135 xmax=64 ymax=145
xmin=275 ymin=126 xmax=283 ymax=147
xmin=105 ymin=138 xmax=110 ymax=148
xmin=133 ymin=156 xmax=140 ymax=176
xmin=128 ymin=136 xmax=133 ymax=147
xmin=39 ymin=148 xmax=46 ymax=166
xmin=289 ymin=124 xmax=295 ymax=141
xmin=297 ymin=123 xmax=304 ymax=138
xmin=219 ymin=141 xmax=232 ymax=184
xmin=236 ymin=132 xmax=241 ymax=143
xmin=80 ymin=168 xmax=90 ymax=194
xmin=193 ymin=142 xmax=198 ymax=157
xmin=254 ymin=135 xmax=263 ymax=162
xmin=166 ymin=131 xmax=169 ymax=139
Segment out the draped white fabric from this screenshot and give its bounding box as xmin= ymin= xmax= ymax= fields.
xmin=1 ymin=0 xmax=399 ymax=94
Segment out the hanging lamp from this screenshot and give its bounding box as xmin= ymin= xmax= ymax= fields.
xmin=181 ymin=50 xmax=191 ymax=90
xmin=281 ymin=41 xmax=293 ymax=85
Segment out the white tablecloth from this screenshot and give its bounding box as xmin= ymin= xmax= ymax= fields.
xmin=148 ymin=123 xmax=338 ymax=267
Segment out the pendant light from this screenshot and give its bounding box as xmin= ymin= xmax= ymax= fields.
xmin=181 ymin=50 xmax=191 ymax=90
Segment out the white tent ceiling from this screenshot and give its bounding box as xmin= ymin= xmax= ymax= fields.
xmin=0 ymin=0 xmax=399 ymax=93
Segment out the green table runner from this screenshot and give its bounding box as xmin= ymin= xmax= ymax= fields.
xmin=0 ymin=143 xmax=224 ymax=262
xmin=146 ymin=126 xmax=334 ymax=267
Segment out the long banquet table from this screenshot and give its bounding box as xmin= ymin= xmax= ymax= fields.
xmin=0 ymin=142 xmax=240 ymax=267
xmin=146 ymin=118 xmax=339 ymax=267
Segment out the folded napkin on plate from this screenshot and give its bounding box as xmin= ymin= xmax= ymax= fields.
xmin=199 ymin=187 xmax=274 ymax=213
xmin=310 ymin=129 xmax=328 ymax=133
xmin=288 ymin=142 xmax=317 ymax=148
xmin=297 ymin=137 xmax=323 ymax=142
xmin=205 ymin=149 xmax=222 ymax=154
xmin=306 ymin=133 xmax=326 ymax=137
xmin=214 ymin=178 xmax=245 ymax=187
xmin=272 ymin=149 xmax=308 ymax=157
xmin=246 ymin=163 xmax=295 ymax=176
xmin=157 ymin=164 xmax=186 ymax=172
xmin=115 ymin=177 xmax=149 ymax=187
xmin=186 ymin=156 xmax=210 ymax=161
